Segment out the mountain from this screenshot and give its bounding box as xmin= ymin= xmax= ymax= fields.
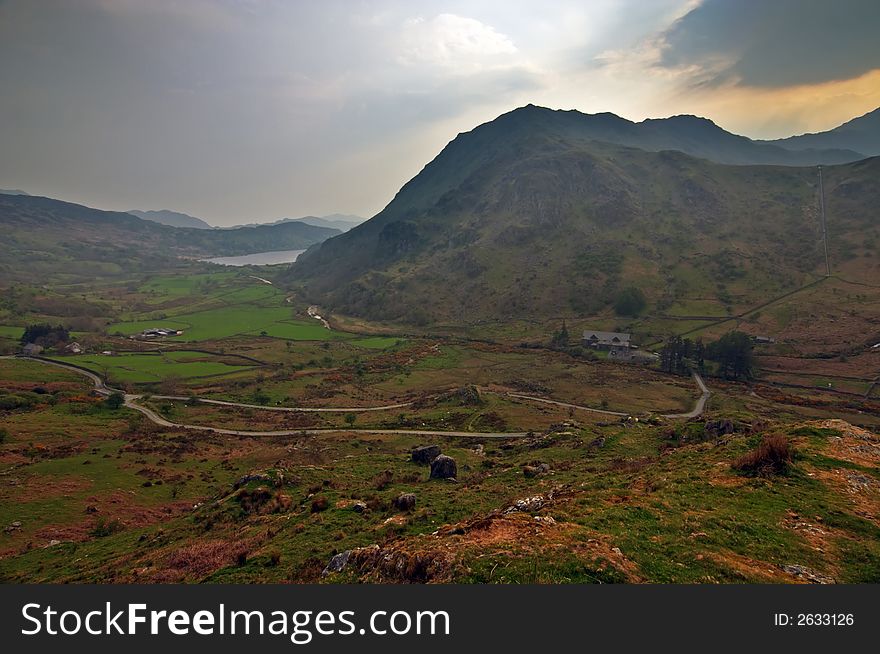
xmin=233 ymin=214 xmax=365 ymax=232
xmin=286 ymin=106 xmax=880 ymax=325
xmin=347 ymin=105 xmax=863 ymax=169
xmin=763 ymin=107 xmax=880 ymax=157
xmin=286 ymin=214 xmax=365 ymax=232
xmin=128 ymin=208 xmax=213 ymax=229
xmin=0 ymin=194 xmax=339 ymax=281
xmin=0 ymin=189 xmax=30 ymax=196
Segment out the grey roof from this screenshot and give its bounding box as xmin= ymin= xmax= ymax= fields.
xmin=582 ymin=330 xmax=631 ymax=342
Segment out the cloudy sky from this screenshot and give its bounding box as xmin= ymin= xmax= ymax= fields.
xmin=1 ymin=0 xmax=878 ymax=225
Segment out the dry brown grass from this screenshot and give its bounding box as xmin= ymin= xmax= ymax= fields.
xmin=733 ymin=434 xmax=794 ymax=475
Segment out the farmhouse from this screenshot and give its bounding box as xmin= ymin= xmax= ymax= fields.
xmin=608 ymin=348 xmax=658 ymax=364
xmin=136 ymin=327 xmax=183 ymax=339
xmin=21 ymin=343 xmax=43 ymax=355
xmin=63 ymin=342 xmax=83 ymax=354
xmin=582 ymin=330 xmax=632 ymax=350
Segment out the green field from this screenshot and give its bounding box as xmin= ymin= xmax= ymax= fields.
xmin=0 ymin=325 xmax=23 ymax=339
xmin=48 ymin=351 xmax=258 ymax=383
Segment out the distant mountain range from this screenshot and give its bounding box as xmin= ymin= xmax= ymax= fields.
xmin=0 ymin=194 xmax=339 ymax=281
xmin=232 ymin=214 xmax=365 ymax=232
xmin=762 ymin=107 xmax=880 ymax=157
xmin=128 ymin=209 xmax=213 ymax=230
xmin=287 ymin=104 xmax=880 ymax=325
xmin=126 ymin=208 xmax=364 ymax=232
xmin=0 ymin=189 xmax=30 ymax=196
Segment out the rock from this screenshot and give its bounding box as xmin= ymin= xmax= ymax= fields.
xmin=85 ymin=505 xmax=98 ymax=514
xmin=412 ymin=445 xmax=441 ymax=465
xmin=322 ymin=550 xmax=351 ymax=576
xmin=456 ymin=384 xmax=483 ymax=406
xmin=590 ymin=436 xmax=606 ymax=448
xmin=523 ymin=463 xmax=550 ymax=478
xmin=393 ymin=493 xmax=416 ymax=511
xmin=783 ymin=564 xmax=835 ymax=584
xmin=704 ymin=419 xmax=736 ymax=437
xmin=232 ymin=473 xmax=272 ymax=490
xmin=430 ymin=454 xmax=457 ymax=480
xmin=505 ymin=495 xmax=546 ymax=514
xmin=351 ymin=501 xmax=368 ymax=513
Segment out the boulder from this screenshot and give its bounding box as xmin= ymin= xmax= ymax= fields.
xmin=351 ymin=501 xmax=368 ymax=513
xmin=393 ymin=493 xmax=417 ymax=511
xmin=412 ymin=445 xmax=441 ymax=465
xmin=704 ymin=419 xmax=736 ymax=437
xmin=457 ymin=384 xmax=483 ymax=406
xmin=322 ymin=550 xmax=351 ymax=576
xmin=523 ymin=463 xmax=550 ymax=478
xmin=430 ymin=454 xmax=457 ymax=480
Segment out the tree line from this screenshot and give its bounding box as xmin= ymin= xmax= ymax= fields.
xmin=661 ymin=330 xmax=755 ymax=380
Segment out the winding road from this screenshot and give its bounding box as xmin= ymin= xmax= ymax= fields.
xmin=505 ymin=372 xmax=710 ymax=420
xmin=5 ymin=356 xmax=710 ymax=438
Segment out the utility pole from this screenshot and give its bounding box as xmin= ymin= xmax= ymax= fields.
xmin=818 ymin=165 xmax=831 ymax=277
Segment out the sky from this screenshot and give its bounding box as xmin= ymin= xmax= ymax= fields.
xmin=1 ymin=0 xmax=878 ymax=226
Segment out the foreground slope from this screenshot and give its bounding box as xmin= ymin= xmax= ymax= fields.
xmin=286 ymin=106 xmax=880 ymax=325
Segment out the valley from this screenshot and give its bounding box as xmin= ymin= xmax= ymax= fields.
xmin=1 ymin=105 xmax=879 ymax=585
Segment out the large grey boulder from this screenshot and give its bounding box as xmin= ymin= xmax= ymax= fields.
xmin=430 ymin=455 xmax=457 ymax=480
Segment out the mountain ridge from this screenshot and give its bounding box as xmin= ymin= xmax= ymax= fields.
xmin=128 ymin=208 xmax=213 ymax=230
xmin=763 ymin=107 xmax=880 ymax=156
xmin=286 ymin=105 xmax=880 ymax=325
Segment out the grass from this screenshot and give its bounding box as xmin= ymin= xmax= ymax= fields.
xmin=0 ymin=325 xmax=24 ymax=339
xmin=47 ymin=351 xmax=258 ymax=383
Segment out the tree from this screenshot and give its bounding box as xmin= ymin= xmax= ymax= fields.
xmin=344 ymin=413 xmax=357 ymax=427
xmin=614 ymin=287 xmax=647 ymax=317
xmin=550 ymin=320 xmax=569 ymax=347
xmin=705 ymin=331 xmax=755 ymax=380
xmin=20 ymin=323 xmax=69 ymax=347
xmin=105 ymin=392 xmax=125 ymax=410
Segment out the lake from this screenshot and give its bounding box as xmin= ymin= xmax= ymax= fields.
xmin=202 ymin=249 xmax=306 ymax=266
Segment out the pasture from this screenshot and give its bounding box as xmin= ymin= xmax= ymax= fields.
xmin=47 ymin=351 xmax=259 ymax=384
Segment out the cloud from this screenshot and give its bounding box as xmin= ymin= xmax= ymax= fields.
xmin=655 ymin=0 xmax=880 ymax=89
xmin=399 ymin=13 xmax=518 ymax=69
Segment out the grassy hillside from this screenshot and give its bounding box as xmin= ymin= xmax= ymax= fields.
xmin=0 ymin=194 xmax=339 ymax=282
xmin=285 ymin=111 xmax=880 ymax=327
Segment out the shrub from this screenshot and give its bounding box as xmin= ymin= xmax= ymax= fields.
xmin=105 ymin=392 xmax=125 ymax=410
xmin=310 ymin=496 xmax=329 ymax=513
xmin=733 ymin=435 xmax=794 ymax=476
xmin=614 ymin=287 xmax=647 ymax=317
xmin=91 ymin=518 xmax=124 ymax=538
xmin=372 ymin=469 xmax=394 ymax=491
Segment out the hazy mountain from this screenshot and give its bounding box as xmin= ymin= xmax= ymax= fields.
xmin=280 ymin=214 xmax=364 ymax=232
xmin=0 ymin=194 xmax=339 ymax=281
xmin=0 ymin=189 xmax=30 ymax=196
xmin=287 ymin=106 xmax=879 ymax=325
xmin=128 ymin=208 xmax=213 ymax=229
xmin=233 ymin=214 xmax=365 ymax=232
xmin=763 ymin=107 xmax=880 ymax=157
